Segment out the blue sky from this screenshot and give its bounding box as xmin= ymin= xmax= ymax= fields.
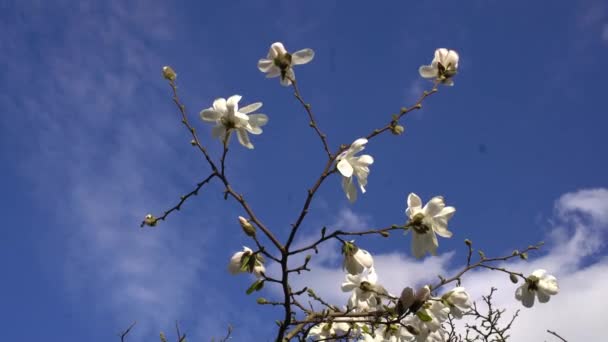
xmin=1 ymin=0 xmax=607 ymax=341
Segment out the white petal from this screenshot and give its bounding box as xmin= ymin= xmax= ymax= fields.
xmin=419 ymin=65 xmax=437 ymax=79
xmin=434 ymin=48 xmax=449 ymax=64
xmin=407 ymin=193 xmax=423 ymax=213
xmin=445 ymin=50 xmax=459 ymax=68
xmin=342 ymin=176 xmax=358 ymax=203
xmin=354 ymin=249 xmax=374 ymax=268
xmin=411 ymin=233 xmax=427 ymax=259
xmin=213 ymin=98 xmax=227 ymax=112
xmin=257 ymin=59 xmax=274 ymax=72
xmin=212 ymin=125 xmax=227 ymax=139
xmin=291 ymin=48 xmax=315 ymax=65
xmin=433 ymin=207 xmax=455 ymax=238
xmin=423 ymin=196 xmax=446 ymax=217
xmin=270 ymin=42 xmax=287 ymax=57
xmin=248 ymin=114 xmax=269 ymax=127
xmin=234 ymin=111 xmax=250 ymax=123
xmin=536 ymin=290 xmax=551 ymax=303
xmin=350 ymin=138 xmax=368 ymax=151
xmin=265 ymin=66 xmax=281 ymax=78
xmin=200 ymin=108 xmax=222 ymax=122
xmin=539 ymin=275 xmax=559 ymax=295
xmin=337 ymin=160 xmax=354 ymax=177
xmin=357 ymin=154 xmax=374 ymax=166
xmin=236 ymin=129 xmax=254 ymax=149
xmin=226 ymin=95 xmax=242 ymax=111
xmin=239 ymin=102 xmax=263 ymax=114
xmin=245 ymin=124 xmax=263 ymax=135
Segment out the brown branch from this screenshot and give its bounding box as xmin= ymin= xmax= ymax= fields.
xmin=118 ymin=321 xmax=137 ymax=342
xmin=547 ymin=329 xmax=568 ymax=342
xmin=140 ymin=173 xmax=216 ymax=227
xmin=289 ymin=77 xmax=332 ymax=159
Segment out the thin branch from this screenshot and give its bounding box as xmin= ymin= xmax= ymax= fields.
xmin=289 ymin=77 xmax=332 ymax=159
xmin=140 ymin=173 xmax=216 ymax=227
xmin=118 ymin=321 xmax=137 ymax=342
xmin=547 ymin=330 xmax=568 ymax=342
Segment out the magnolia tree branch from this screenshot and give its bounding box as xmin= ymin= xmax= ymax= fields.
xmin=118 ymin=321 xmax=136 ymax=342
xmin=137 ymin=49 xmax=561 ymax=342
xmin=289 ymin=78 xmax=332 ymax=159
xmin=546 ymin=330 xmax=568 ymax=342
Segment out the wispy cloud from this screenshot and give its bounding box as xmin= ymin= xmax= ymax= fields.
xmin=0 ymin=1 xmax=229 ymax=339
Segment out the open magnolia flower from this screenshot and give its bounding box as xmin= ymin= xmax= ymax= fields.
xmin=341 ymin=268 xmax=386 ymax=312
xmin=515 ymin=269 xmax=559 ymax=308
xmin=441 ymin=287 xmax=472 ymax=318
xmin=342 ymin=240 xmax=374 ymax=275
xmin=361 ymin=323 xmax=415 ymax=342
xmin=405 ymin=193 xmax=455 ymax=258
xmin=307 ymin=322 xmax=350 ymax=341
xmin=337 ymin=138 xmax=374 ymax=203
xmin=257 ymin=42 xmax=315 ymax=86
xmin=419 ymin=48 xmax=459 ymax=86
xmin=199 ymin=95 xmax=268 ymax=149
xmin=228 ymin=246 xmax=265 ymax=278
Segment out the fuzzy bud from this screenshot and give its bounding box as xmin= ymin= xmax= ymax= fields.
xmin=390 ymin=124 xmax=405 ymax=135
xmin=509 ymin=273 xmax=519 ymax=284
xmin=143 ymin=214 xmax=157 ymax=227
xmin=162 ymin=66 xmax=177 ymax=81
xmin=238 ymin=216 xmax=256 ymax=237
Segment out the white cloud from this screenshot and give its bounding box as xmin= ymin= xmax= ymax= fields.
xmin=0 ymin=1 xmax=230 ymax=339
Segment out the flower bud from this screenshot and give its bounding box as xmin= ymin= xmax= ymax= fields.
xmin=256 ymin=297 xmax=267 ymax=304
xmin=464 ymin=239 xmax=472 ymax=246
xmin=143 ymin=214 xmax=157 ymax=227
xmin=160 ymin=332 xmax=168 ymax=342
xmin=162 ymin=66 xmax=177 ymax=81
xmin=238 ymin=216 xmax=256 ymax=237
xmin=509 ymin=273 xmax=519 ymax=284
xmin=519 ymin=252 xmax=528 ymax=260
xmin=390 ymin=124 xmax=405 ymax=135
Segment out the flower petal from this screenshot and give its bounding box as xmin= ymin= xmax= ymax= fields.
xmin=200 ymin=108 xmax=222 ymax=122
xmin=423 ymin=196 xmax=446 ymax=217
xmin=337 ymin=159 xmax=354 ymax=177
xmin=419 ymin=65 xmax=437 ymax=78
xmin=342 ymin=176 xmax=358 ymax=203
xmin=213 ymin=98 xmax=227 ymax=112
xmin=407 ymin=193 xmax=422 ymax=208
xmin=226 ymin=95 xmax=242 ymax=111
xmin=239 ymin=102 xmax=263 ymax=114
xmin=536 ymin=290 xmax=551 ymax=303
xmin=292 ymin=48 xmax=315 ymax=65
xmin=411 ymin=233 xmax=427 ymax=259
xmin=248 ymin=114 xmax=269 ymax=127
xmin=258 ymin=58 xmax=274 ymax=72
xmin=212 ymin=125 xmax=227 ymax=139
xmin=270 ymin=42 xmax=287 ymax=57
xmin=265 ymin=66 xmax=281 ymax=78
xmin=357 ymin=154 xmax=374 ymax=166
xmin=236 ymin=128 xmax=254 ymax=149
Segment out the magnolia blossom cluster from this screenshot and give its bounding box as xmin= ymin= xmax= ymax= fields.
xmin=307 ymin=240 xmax=475 ymax=341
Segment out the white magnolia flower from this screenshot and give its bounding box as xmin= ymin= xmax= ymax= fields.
xmin=257 ymin=42 xmax=315 ymax=86
xmin=362 ymin=323 xmax=415 ymax=342
xmin=228 ymin=246 xmax=265 ymax=278
xmin=418 ymin=48 xmax=459 ymax=86
xmin=341 ymin=268 xmax=385 ymax=312
xmin=307 ymin=322 xmax=350 ymax=341
xmin=515 ymin=269 xmax=559 ymax=308
xmin=200 ymin=95 xmax=268 ymax=149
xmin=337 ymin=138 xmax=374 ymax=203
xmin=441 ymin=287 xmax=472 ymax=318
xmin=420 ymin=300 xmax=450 ymax=332
xmin=342 ymin=240 xmax=374 ymax=275
xmin=405 ymin=193 xmax=455 ymax=258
